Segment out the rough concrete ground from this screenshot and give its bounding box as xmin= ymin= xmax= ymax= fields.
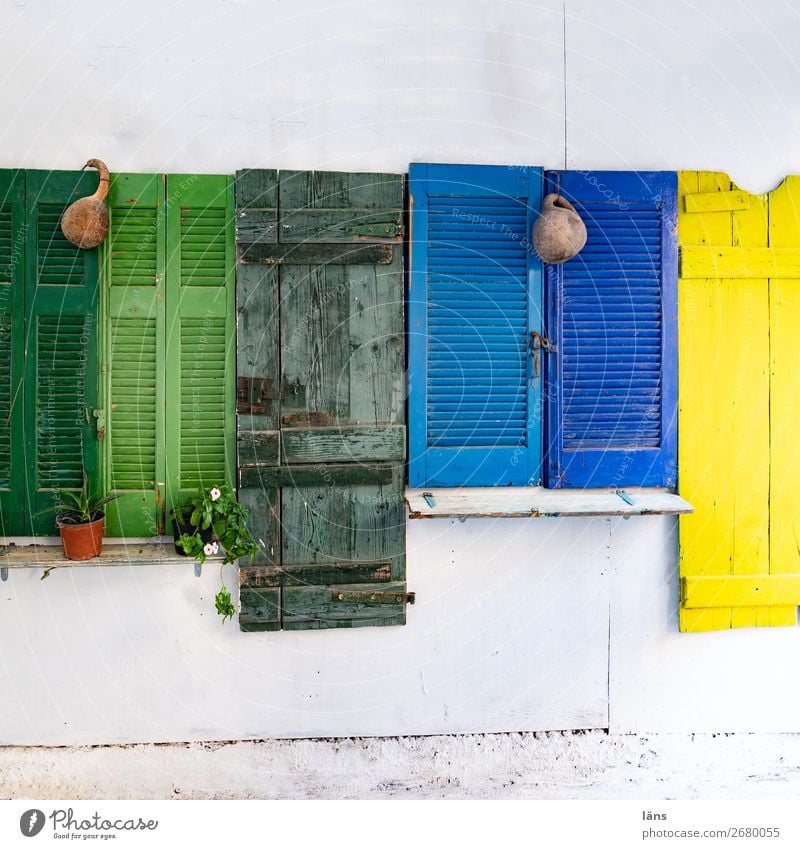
xmin=2 ymin=731 xmax=800 ymax=799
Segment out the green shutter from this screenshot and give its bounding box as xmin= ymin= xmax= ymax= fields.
xmin=102 ymin=174 xmax=166 ymax=536
xmin=0 ymin=170 xmax=25 ymax=536
xmin=25 ymin=170 xmax=100 ymax=533
xmin=236 ymin=169 xmax=408 ymax=631
xmin=165 ymin=175 xmax=236 ymax=512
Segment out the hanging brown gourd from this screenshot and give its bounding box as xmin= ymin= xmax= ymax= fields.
xmin=532 ymin=193 xmax=587 ymax=264
xmin=60 ymin=158 xmax=110 ymax=249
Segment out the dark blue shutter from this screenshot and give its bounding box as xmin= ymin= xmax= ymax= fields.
xmin=544 ymin=171 xmax=678 ymax=488
xmin=408 ymin=164 xmax=543 ymax=487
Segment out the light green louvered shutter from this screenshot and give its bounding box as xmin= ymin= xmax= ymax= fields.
xmin=0 ymin=170 xmax=25 ymax=536
xmin=165 ymin=175 xmax=236 ymax=512
xmin=25 ymin=170 xmax=100 ymax=533
xmin=103 ymin=173 xmax=166 ymax=536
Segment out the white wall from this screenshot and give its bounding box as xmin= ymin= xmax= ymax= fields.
xmin=2 ymin=0 xmax=800 ymax=745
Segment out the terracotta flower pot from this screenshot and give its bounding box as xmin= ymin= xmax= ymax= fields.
xmin=58 ymin=513 xmax=105 ymax=561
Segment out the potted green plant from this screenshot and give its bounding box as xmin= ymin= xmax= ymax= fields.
xmin=169 ymin=484 xmax=261 ymax=623
xmin=44 ymin=474 xmax=120 ymax=561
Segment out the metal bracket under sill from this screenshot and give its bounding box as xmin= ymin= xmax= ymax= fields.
xmin=405 ymin=487 xmax=694 ymax=520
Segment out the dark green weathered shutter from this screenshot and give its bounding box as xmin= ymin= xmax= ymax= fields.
xmin=165 ymin=175 xmax=236 ymax=510
xmin=0 ymin=170 xmax=25 ymax=536
xmin=236 ymin=169 xmax=408 ymax=631
xmin=103 ymin=173 xmax=166 ymax=535
xmin=25 ymin=170 xmax=100 ymax=533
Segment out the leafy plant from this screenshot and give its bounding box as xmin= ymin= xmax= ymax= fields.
xmin=43 ymin=472 xmax=120 ymax=525
xmin=170 ymin=484 xmax=262 ymax=623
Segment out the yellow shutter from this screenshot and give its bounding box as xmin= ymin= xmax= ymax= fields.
xmin=679 ymin=171 xmax=800 ymax=630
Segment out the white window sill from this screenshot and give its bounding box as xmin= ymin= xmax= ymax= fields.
xmin=405 ymin=487 xmax=694 ymax=519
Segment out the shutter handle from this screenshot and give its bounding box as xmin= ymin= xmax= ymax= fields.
xmin=530 ymin=331 xmax=557 ymax=379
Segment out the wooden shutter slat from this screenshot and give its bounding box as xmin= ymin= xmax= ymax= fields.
xmin=234 ymin=169 xmax=281 ymax=584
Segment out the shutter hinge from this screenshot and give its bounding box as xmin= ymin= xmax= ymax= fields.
xmin=332 ymin=590 xmax=416 ymax=605
xmin=236 ymin=376 xmax=278 ymax=415
xmin=92 ymin=408 xmax=106 ymax=440
xmin=530 ymin=331 xmax=557 ymax=379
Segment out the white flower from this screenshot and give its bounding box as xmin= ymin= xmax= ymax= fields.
xmin=210 ymin=487 xmax=221 ymax=502
xmin=203 ymin=543 xmax=214 ymax=556
xmin=212 ymin=542 xmax=219 ymax=554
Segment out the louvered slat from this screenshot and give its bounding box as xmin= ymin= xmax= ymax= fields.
xmin=110 ymin=318 xmax=157 ymax=489
xmin=180 ymin=207 xmax=226 ymax=286
xmin=562 ymin=201 xmax=662 ymax=449
xmin=38 ymin=205 xmax=84 ymax=285
xmin=545 ymin=171 xmax=678 ymax=489
xmin=0 ymin=313 xmax=11 ymax=489
xmin=0 ymin=204 xmax=13 ymax=490
xmin=109 ymin=206 xmax=158 ymax=287
xmin=36 ymin=315 xmax=90 ymax=488
xmin=427 ymin=195 xmax=528 ymax=448
xmin=179 ymin=318 xmax=226 ymax=488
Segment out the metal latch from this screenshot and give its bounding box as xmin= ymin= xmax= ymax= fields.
xmin=530 ymin=331 xmax=557 ymax=379
xmin=332 ymin=591 xmax=416 ymax=605
xmin=236 ymin=376 xmax=277 ymax=415
xmin=92 ymin=408 xmax=106 ymax=440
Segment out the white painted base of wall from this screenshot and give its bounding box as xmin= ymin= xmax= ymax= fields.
xmin=2 ymin=732 xmax=799 ymax=800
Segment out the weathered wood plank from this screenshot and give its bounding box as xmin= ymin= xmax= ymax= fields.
xmin=681 ymin=246 xmax=800 ymax=278
xmin=240 ymin=561 xmax=391 ymax=588
xmin=405 ymin=487 xmax=694 ymax=518
xmin=678 ymin=171 xmax=739 ymax=632
xmin=278 ymin=171 xmax=404 ymax=210
xmin=238 ymin=586 xmax=281 ymax=631
xmin=684 ymin=189 xmax=751 ymax=213
xmin=279 ymin=262 xmax=404 ymax=427
xmin=239 ymin=483 xmax=280 ymax=568
xmin=238 ymin=430 xmax=280 ymax=466
xmin=728 ymin=177 xmax=771 ymax=629
xmin=236 ymin=209 xmax=277 ymax=245
xmin=282 ymin=581 xmax=407 ymax=630
xmin=239 ymin=463 xmax=398 ymax=488
xmin=765 ymin=176 xmax=800 ymax=626
xmin=281 ymin=426 xmax=405 ymax=464
xmin=347 ymin=262 xmax=405 ymax=426
xmin=236 ymin=263 xmax=280 ymax=432
xmin=682 ymin=575 xmax=800 ymax=609
xmin=281 ymin=470 xmax=405 ymax=572
xmin=280 ymin=261 xmax=350 ymax=425
xmin=235 ymin=169 xmax=279 ymax=209
xmin=240 ymin=242 xmax=394 ymax=265
xmin=279 ymin=208 xmax=402 ymax=243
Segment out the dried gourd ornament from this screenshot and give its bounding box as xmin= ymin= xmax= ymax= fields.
xmin=532 ymin=193 xmax=587 ymax=264
xmin=60 ymin=158 xmax=110 ymax=249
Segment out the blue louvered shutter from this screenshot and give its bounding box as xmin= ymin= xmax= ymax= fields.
xmin=543 ymin=171 xmax=678 ymax=488
xmin=408 ymin=164 xmax=543 ymax=487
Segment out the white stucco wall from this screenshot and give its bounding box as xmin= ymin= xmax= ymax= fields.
xmin=2 ymin=0 xmax=800 ymax=746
